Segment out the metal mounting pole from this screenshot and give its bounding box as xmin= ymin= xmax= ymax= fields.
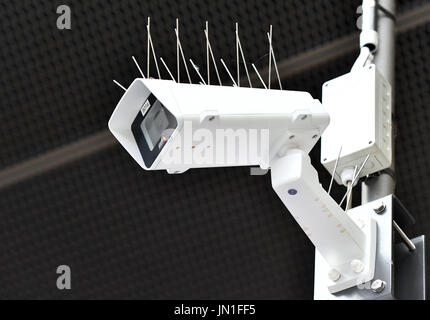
xmin=361 ymin=0 xmax=396 ymax=203
xmin=357 ymin=1 xmax=425 ymax=300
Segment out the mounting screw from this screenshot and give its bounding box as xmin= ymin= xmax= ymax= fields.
xmin=371 ymin=279 xmax=386 ymax=293
xmin=350 ymin=259 xmax=364 ymax=274
xmin=288 ymin=189 xmax=297 ymax=195
xmin=328 ymin=268 xmax=341 ymax=282
xmin=373 ymin=203 xmax=386 ymax=214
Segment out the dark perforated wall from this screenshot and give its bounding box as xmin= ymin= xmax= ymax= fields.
xmin=1 ymin=0 xmax=363 ymax=168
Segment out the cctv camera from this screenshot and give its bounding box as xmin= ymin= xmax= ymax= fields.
xmin=109 ymin=78 xmax=378 ymax=294
xmin=108 ymin=78 xmax=329 ymax=173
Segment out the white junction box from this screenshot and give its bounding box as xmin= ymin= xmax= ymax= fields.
xmin=321 ymin=64 xmax=392 ymax=185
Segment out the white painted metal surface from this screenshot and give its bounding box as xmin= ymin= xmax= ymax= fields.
xmin=271 ymin=149 xmax=376 ymax=293
xmin=321 ymin=64 xmax=392 ymax=186
xmin=109 ymin=79 xmax=329 ymax=172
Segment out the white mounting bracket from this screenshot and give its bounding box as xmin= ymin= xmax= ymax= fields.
xmin=271 ymin=149 xmax=377 ymax=293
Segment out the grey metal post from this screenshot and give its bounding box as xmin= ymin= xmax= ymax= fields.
xmin=362 ymin=0 xmax=396 ymax=203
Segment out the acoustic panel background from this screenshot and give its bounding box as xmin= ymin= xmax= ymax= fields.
xmin=0 ymin=0 xmax=429 ymax=299
xmin=1 ymin=0 xmax=364 ymax=168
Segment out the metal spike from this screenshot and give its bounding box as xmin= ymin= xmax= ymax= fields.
xmin=345 ymin=165 xmax=358 ymax=211
xmin=206 ymin=21 xmax=210 ymax=85
xmin=252 ymin=63 xmax=267 ymax=89
xmin=147 ymin=17 xmax=150 ymax=78
xmin=268 ymin=25 xmax=273 ymax=89
xmin=189 ymin=59 xmax=207 ymax=85
xmin=113 ymin=80 xmax=126 ymax=91
xmin=132 ymin=56 xmax=145 ymax=78
xmin=266 ymin=32 xmax=282 ymax=89
xmin=204 ymin=30 xmax=222 ymax=86
xmin=236 ymin=29 xmax=252 ymax=87
xmin=393 ymin=221 xmax=416 ymax=251
xmin=160 ymin=57 xmax=176 ymax=82
xmin=236 ymin=23 xmax=240 ymax=87
xmin=176 ymin=18 xmax=180 ymax=83
xmin=339 ymin=154 xmax=371 ymax=206
xmin=146 ymin=24 xmax=161 ymax=79
xmin=175 ymin=28 xmax=192 ymax=84
xmin=220 ymin=58 xmax=237 ymax=87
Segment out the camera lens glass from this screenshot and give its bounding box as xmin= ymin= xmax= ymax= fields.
xmin=141 ymin=100 xmax=169 ymax=150
xmin=131 ymin=94 xmax=177 ymax=168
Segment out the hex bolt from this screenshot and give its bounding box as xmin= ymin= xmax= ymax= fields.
xmin=350 ymin=259 xmax=364 ymax=274
xmin=288 ymin=189 xmax=297 ymax=195
xmin=371 ymin=279 xmax=386 ymax=293
xmin=373 ymin=203 xmax=386 ymax=214
xmin=328 ymin=268 xmax=341 ymax=282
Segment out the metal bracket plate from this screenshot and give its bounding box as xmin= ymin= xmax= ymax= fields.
xmin=315 ymin=195 xmax=393 ymax=299
xmin=314 ymin=194 xmax=426 ymax=300
xmin=394 ymin=235 xmax=426 ymax=300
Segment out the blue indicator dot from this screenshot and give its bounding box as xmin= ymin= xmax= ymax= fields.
xmin=288 ymin=189 xmax=297 ymax=195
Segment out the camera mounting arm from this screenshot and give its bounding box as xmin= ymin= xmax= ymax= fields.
xmin=270 ymin=148 xmax=376 ymax=293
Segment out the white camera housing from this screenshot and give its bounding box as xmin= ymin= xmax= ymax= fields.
xmin=108 ymin=79 xmax=329 ymax=173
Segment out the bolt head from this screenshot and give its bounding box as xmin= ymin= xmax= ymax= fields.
xmin=328 ymin=268 xmax=341 ymax=282
xmin=288 ymin=189 xmax=297 ymax=195
xmin=373 ymin=203 xmax=386 ymax=214
xmin=350 ymin=259 xmax=364 ymax=274
xmin=371 ymin=279 xmax=386 ymax=293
